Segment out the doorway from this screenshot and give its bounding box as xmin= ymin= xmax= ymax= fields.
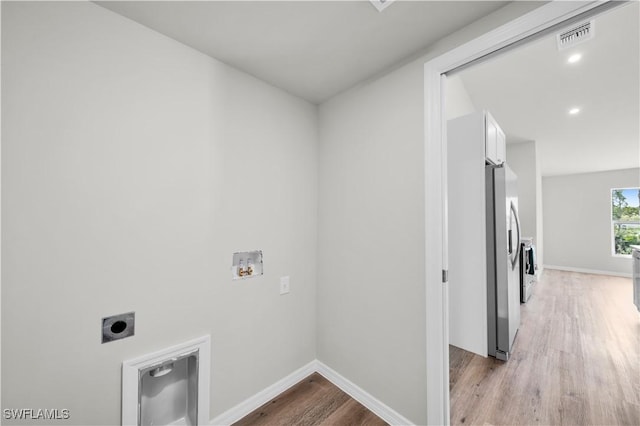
xmin=423 ymin=1 xmax=631 ymax=424
xmin=444 ymin=2 xmax=638 ymax=423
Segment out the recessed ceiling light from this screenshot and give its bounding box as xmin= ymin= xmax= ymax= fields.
xmin=568 ymin=53 xmax=582 ymax=64
xmin=569 ymin=107 xmax=581 ymax=115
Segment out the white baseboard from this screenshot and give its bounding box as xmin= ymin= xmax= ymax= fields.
xmin=209 ymin=359 xmax=413 ymax=426
xmin=315 ymin=361 xmax=414 ymax=426
xmin=544 ymin=264 xmax=632 ymax=278
xmin=209 ymin=360 xmax=317 ymax=426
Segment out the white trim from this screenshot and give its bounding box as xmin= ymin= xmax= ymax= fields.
xmin=544 ymin=264 xmax=632 ymax=278
xmin=209 ymin=360 xmax=412 ymax=426
xmin=0 ymin=1 xmax=3 ymax=409
xmin=612 ymin=254 xmax=633 ymax=259
xmin=209 ymin=361 xmax=317 ymax=426
xmin=423 ymin=2 xmax=612 ymax=424
xmin=122 ymin=335 xmax=211 ymax=426
xmin=315 ymin=361 xmax=414 ymax=426
xmin=424 ymin=59 xmax=448 ymax=426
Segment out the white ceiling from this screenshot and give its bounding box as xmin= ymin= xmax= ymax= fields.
xmin=96 ymin=0 xmax=508 ymax=104
xmin=456 ymin=2 xmax=640 ymax=177
xmin=93 ymin=1 xmax=638 ymax=176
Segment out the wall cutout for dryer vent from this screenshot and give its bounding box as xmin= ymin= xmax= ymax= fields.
xmin=102 ymin=312 xmax=135 ymax=343
xmin=557 ymin=21 xmax=594 ymax=50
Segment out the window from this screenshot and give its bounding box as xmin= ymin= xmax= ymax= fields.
xmin=611 ymin=188 xmax=640 ymax=256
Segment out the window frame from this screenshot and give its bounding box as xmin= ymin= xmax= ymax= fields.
xmin=610 ymin=187 xmax=640 ymax=257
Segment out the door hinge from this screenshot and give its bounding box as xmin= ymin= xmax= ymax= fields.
xmin=442 ymin=269 xmax=448 ymax=283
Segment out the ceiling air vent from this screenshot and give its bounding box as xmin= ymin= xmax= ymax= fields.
xmin=370 ymin=0 xmax=396 ymax=12
xmin=557 ymin=21 xmax=594 ymax=50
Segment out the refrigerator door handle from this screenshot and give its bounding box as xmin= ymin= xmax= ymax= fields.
xmin=510 ymin=201 xmax=521 ymax=270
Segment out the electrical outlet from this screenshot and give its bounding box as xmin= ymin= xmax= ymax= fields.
xmin=280 ymin=276 xmax=290 ymax=295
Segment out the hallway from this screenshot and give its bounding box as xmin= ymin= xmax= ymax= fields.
xmin=449 ymin=270 xmax=640 ymax=425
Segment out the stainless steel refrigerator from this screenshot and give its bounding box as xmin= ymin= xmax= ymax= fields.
xmin=486 ymin=164 xmax=521 ymax=361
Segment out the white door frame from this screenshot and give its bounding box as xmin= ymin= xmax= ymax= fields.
xmin=423 ymin=1 xmax=612 ymax=424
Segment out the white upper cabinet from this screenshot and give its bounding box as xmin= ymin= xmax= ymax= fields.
xmin=485 ymin=112 xmax=506 ymax=165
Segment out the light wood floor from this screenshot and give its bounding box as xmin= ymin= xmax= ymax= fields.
xmin=450 ymin=269 xmax=640 ymax=426
xmin=233 ymin=372 xmax=388 ymax=426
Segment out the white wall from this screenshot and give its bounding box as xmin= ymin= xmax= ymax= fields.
xmin=316 ymin=3 xmax=543 ymax=423
xmin=543 ymin=168 xmax=640 ymax=276
xmin=446 ymin=75 xmax=477 ymax=120
xmin=536 ymin=149 xmax=545 ymax=269
xmin=506 ymin=142 xmax=537 ymax=239
xmin=506 ymin=141 xmax=543 ymax=266
xmin=1 ymin=2 xmax=317 ymax=424
xmin=1 ymin=0 xmax=546 ymax=424
xmin=318 ymin=59 xmax=428 ymax=423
